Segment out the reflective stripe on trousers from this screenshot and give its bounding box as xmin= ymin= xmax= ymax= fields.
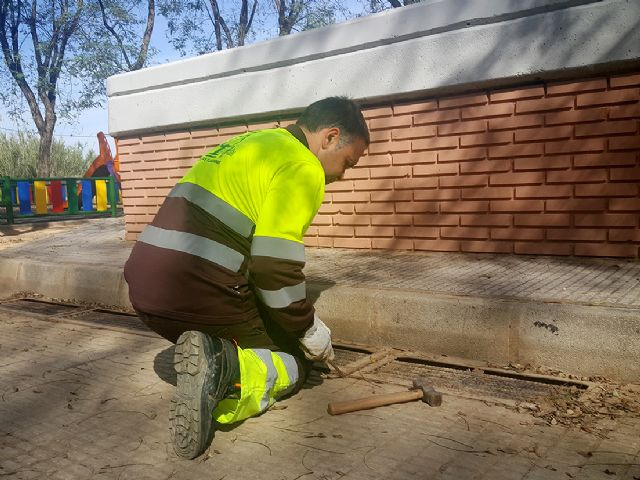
xmin=213 ymin=346 xmax=301 ymax=424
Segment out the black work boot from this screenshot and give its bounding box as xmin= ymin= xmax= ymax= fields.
xmin=170 ymin=331 xmax=239 ymax=459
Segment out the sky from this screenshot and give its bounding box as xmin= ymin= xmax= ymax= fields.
xmin=0 ymin=1 xmax=396 ymax=155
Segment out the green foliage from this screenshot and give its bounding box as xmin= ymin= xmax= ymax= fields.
xmin=0 ymin=132 xmax=94 ymax=178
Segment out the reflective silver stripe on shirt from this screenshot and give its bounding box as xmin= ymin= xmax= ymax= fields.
xmin=251 ymin=236 xmax=305 ymax=262
xmin=169 ymin=182 xmax=255 ymax=238
xmin=139 ymin=225 xmax=244 ymax=272
xmin=252 ymin=349 xmax=278 ymax=411
xmin=273 ymin=351 xmax=300 ymax=398
xmin=256 ymin=282 xmax=306 ymax=309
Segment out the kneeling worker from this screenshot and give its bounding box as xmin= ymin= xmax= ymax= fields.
xmin=124 ymin=97 xmax=370 ymax=458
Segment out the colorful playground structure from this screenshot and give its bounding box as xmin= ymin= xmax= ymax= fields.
xmin=0 ymin=132 xmax=121 ymax=225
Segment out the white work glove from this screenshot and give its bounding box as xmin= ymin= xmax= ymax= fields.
xmin=299 ymin=313 xmax=335 ymax=362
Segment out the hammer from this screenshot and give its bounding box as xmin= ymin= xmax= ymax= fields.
xmin=327 ymin=378 xmax=442 ymax=415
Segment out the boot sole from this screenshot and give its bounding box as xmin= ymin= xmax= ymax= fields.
xmin=170 ymin=331 xmax=217 ymax=459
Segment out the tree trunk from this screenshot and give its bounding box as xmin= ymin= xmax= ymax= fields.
xmin=37 ymin=111 xmax=56 ymax=177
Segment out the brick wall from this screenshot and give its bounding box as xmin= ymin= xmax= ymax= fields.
xmin=117 ymin=71 xmax=640 ymax=258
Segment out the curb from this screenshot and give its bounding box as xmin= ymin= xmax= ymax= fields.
xmin=1 ymin=258 xmax=638 ymax=382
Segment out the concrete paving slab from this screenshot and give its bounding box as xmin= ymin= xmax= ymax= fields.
xmin=1 ymin=217 xmax=639 ymax=381
xmin=0 ymin=307 xmax=638 ymax=480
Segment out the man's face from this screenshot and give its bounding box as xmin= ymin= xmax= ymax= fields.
xmin=317 ymin=129 xmax=367 ymax=184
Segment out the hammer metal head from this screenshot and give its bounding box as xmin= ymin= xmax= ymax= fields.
xmin=412 ymin=377 xmax=443 ymax=407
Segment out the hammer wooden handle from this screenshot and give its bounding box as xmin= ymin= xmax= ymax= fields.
xmin=327 ymin=389 xmax=423 ymax=415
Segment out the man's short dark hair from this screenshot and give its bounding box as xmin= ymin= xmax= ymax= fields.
xmin=297 ymin=96 xmax=370 ymax=145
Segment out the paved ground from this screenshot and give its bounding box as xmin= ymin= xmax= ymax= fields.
xmin=2 ymin=217 xmax=639 ymax=308
xmin=1 ymin=302 xmax=639 ymax=480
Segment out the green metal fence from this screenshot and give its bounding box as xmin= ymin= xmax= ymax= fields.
xmin=0 ymin=176 xmax=120 ymax=225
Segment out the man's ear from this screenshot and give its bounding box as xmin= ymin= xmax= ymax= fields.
xmin=321 ymin=127 xmax=341 ymax=149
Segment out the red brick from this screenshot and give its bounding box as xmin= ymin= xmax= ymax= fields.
xmin=304 ymin=236 xmax=319 ymax=247
xmin=369 ymin=115 xmax=413 ymax=130
xmin=574 ymin=243 xmax=638 ymax=258
xmin=371 ymin=214 xmax=413 ymax=225
xmin=354 ymin=203 xmax=394 ymax=214
xmin=414 ymin=214 xmax=460 ymax=226
xmin=460 ymin=160 xmax=511 ymax=174
xmin=311 ymin=215 xmax=332 ymax=227
xmin=609 ymin=198 xmax=640 ymax=211
xmin=440 ymin=174 xmax=487 ymax=188
xmin=515 ymin=126 xmax=573 ymax=142
xmin=573 ymin=153 xmax=637 ymax=168
xmin=489 ymin=114 xmax=544 ymax=130
xmin=461 ymin=187 xmax=512 ymax=200
xmin=441 ymin=226 xmax=489 ymax=239
xmin=491 ymin=228 xmax=544 ymax=241
xmin=545 ymin=108 xmax=606 ymax=125
xmin=369 ymin=130 xmax=391 ymax=142
xmin=318 ymin=203 xmax=340 ymax=214
xmin=575 ymin=184 xmax=638 ymax=197
xmin=577 ymin=89 xmax=639 ymax=107
xmin=515 ymin=242 xmax=573 ymax=256
xmin=341 ymin=168 xmax=369 ymax=180
xmin=545 ymin=139 xmax=605 ymax=154
xmin=575 ymin=120 xmax=637 ymax=137
xmin=515 ymin=185 xmax=572 ymax=198
xmin=546 ymin=169 xmax=607 ymax=184
xmin=547 ymin=229 xmax=607 ymax=242
xmin=438 ymin=120 xmax=487 ymax=136
xmin=392 ymin=152 xmax=437 ymax=165
xmin=412 ymin=137 xmax=459 ymax=151
xmin=372 ymin=238 xmax=414 ymax=250
xmin=490 ymin=86 xmax=545 ymax=102
xmin=363 ymin=107 xmax=393 ymax=119
xmin=460 ymin=131 xmax=513 ymax=147
xmin=414 ymin=109 xmax=460 ymax=125
xmin=439 ymin=148 xmax=487 ymax=162
xmin=333 ymin=237 xmax=371 ymax=249
xmin=514 ymin=156 xmax=571 ymax=170
xmin=394 ymin=177 xmax=438 ymax=190
xmin=325 ymin=180 xmax=354 ymax=192
xmin=369 ymin=141 xmax=411 ymax=154
xmin=461 ymin=214 xmax=512 ymax=226
xmin=440 ymin=201 xmax=488 ymax=213
xmin=333 ymin=214 xmax=371 ymax=226
xmin=489 ymin=144 xmax=543 ymax=158
xmin=392 ymin=126 xmax=436 ymax=140
xmin=318 ymin=226 xmax=354 ymax=237
xmin=393 ymin=100 xmax=438 ymax=115
xmin=439 ymin=93 xmax=488 ymax=109
xmin=142 ymin=133 xmax=169 ymax=144
xmin=414 ymin=189 xmax=461 ymax=201
xmin=305 ymin=226 xmax=319 ymax=236
xmin=190 ymin=128 xmax=219 ymax=139
xmin=332 ymin=192 xmax=370 ymax=203
xmin=490 ymin=172 xmax=544 ymax=185
xmin=574 ymin=214 xmax=638 ymax=227
xmin=395 ymin=202 xmax=438 ymax=213
xmin=395 ymin=226 xmax=439 ymax=238
xmin=413 ymin=164 xmax=459 ymax=176
xmin=414 ymin=239 xmax=460 ymax=252
xmin=370 ymin=190 xmax=413 ymax=202
xmin=355 ymin=226 xmax=394 ymax=237
xmin=609 ymin=136 xmax=640 ymax=151
xmin=611 ymin=167 xmax=640 ymax=181
xmin=491 ymin=200 xmax=544 ymax=212
xmin=117 ymin=137 xmax=141 ymax=146
xmin=545 ymin=198 xmax=607 ymax=211
xmin=317 ymin=237 xmax=333 ymax=247
xmin=547 ymin=78 xmax=607 ymax=95
xmin=370 ymin=166 xmax=412 ymax=179
xmin=461 ymin=241 xmax=513 ymax=254
xmin=218 ymin=125 xmax=248 ymax=135
xmin=609 ymin=229 xmax=640 ymax=241
xmin=461 ymin=103 xmax=514 ymax=119
xmin=610 ymin=73 xmax=640 ymax=88
xmin=609 ymin=104 xmax=640 ymax=119
xmin=516 ymin=97 xmax=574 ymax=113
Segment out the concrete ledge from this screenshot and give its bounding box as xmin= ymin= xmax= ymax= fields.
xmin=1 ymin=257 xmax=638 ymax=382
xmin=108 ymin=0 xmax=640 ymax=136
xmin=311 ymin=284 xmax=640 ymax=382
